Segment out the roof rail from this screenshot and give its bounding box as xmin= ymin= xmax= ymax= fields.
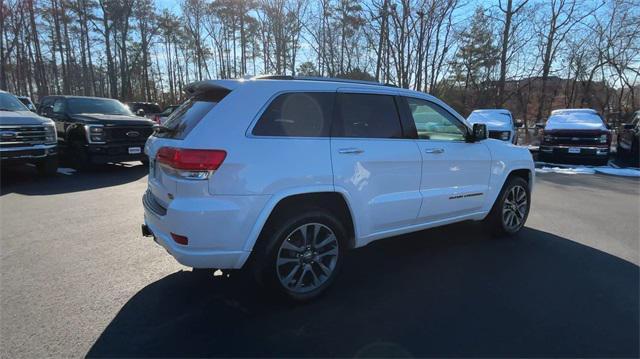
xmin=253 ymin=75 xmax=397 ymax=88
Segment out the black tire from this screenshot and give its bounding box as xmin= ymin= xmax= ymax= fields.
xmin=631 ymin=140 xmax=640 ymax=167
xmin=485 ymin=176 xmax=531 ymax=236
xmin=538 ymin=152 xmax=552 ymax=164
xmin=70 ymin=140 xmax=93 ymax=170
xmin=251 ymin=209 xmax=347 ymax=302
xmin=616 ymin=142 xmax=626 ymax=159
xmin=36 ymin=156 xmax=58 ymax=177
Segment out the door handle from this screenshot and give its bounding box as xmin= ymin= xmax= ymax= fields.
xmin=338 ymin=148 xmax=364 ymax=154
xmin=424 ymin=148 xmax=444 ymax=154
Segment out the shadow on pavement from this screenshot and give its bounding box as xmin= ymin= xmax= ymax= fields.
xmin=88 ymin=223 xmax=639 ymax=358
xmin=535 ymin=170 xmax=640 ymax=195
xmin=0 ymin=161 xmax=147 ymax=196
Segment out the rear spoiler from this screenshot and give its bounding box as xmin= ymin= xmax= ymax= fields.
xmin=184 ymin=80 xmax=239 ymax=97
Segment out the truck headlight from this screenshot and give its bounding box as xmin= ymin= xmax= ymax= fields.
xmin=44 ymin=124 xmax=57 ymax=143
xmin=85 ymin=125 xmax=106 ymax=144
xmin=500 ymin=131 xmax=511 ymax=141
xmin=599 ymin=134 xmax=608 ymax=143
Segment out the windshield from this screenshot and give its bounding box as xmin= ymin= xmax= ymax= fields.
xmin=67 ymin=98 xmax=133 ymax=116
xmin=547 ymin=114 xmax=603 ymax=125
xmin=0 ymin=93 xmax=29 ymax=111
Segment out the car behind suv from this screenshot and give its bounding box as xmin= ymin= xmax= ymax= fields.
xmin=1 ymin=91 xmax=58 ymax=176
xmin=539 ymin=109 xmax=611 ymax=165
xmin=467 ymin=109 xmax=519 ymax=144
xmin=39 ymin=96 xmax=155 ymax=168
xmin=141 ymin=77 xmax=534 ymax=300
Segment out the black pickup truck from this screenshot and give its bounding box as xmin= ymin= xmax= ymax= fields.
xmin=38 ymin=95 xmax=155 ymax=167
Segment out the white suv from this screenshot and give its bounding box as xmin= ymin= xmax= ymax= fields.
xmin=142 ymin=77 xmax=534 ymax=300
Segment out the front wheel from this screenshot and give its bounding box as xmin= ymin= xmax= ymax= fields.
xmin=485 ymin=176 xmax=531 ymax=236
xmin=36 ymin=156 xmax=58 ymax=177
xmin=253 ymin=209 xmax=346 ymax=302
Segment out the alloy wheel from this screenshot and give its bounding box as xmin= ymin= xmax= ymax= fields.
xmin=502 ymin=185 xmax=528 ymax=232
xmin=275 ymin=223 xmax=339 ymax=294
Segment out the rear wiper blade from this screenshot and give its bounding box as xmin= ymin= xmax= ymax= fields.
xmin=153 ymin=124 xmax=175 ymax=134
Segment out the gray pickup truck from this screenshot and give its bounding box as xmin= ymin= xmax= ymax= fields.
xmin=1 ymin=90 xmax=58 ymax=176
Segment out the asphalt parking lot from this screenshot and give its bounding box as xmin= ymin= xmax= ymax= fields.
xmin=1 ymin=163 xmax=638 ymax=357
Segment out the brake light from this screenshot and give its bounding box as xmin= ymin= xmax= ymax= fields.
xmin=157 ymin=147 xmax=226 ymax=179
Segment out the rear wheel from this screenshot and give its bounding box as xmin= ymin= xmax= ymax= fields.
xmin=485 ymin=176 xmax=530 ymax=236
xmin=253 ymin=209 xmax=346 ymax=302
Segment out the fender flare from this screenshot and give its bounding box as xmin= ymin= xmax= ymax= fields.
xmin=241 ymin=185 xmax=358 ymax=252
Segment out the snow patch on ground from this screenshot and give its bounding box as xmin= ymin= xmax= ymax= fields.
xmin=535 ymin=161 xmax=640 ymax=177
xmin=57 ymin=167 xmax=76 ymax=176
xmin=536 ymin=166 xmax=596 ymax=175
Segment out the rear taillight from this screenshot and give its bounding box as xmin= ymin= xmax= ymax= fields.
xmin=157 ymin=147 xmax=226 ymax=179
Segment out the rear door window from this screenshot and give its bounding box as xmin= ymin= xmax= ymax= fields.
xmin=252 ymin=92 xmax=335 ymax=137
xmin=332 ymin=93 xmax=403 ymax=139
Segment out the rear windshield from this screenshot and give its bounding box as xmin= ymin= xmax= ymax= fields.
xmin=68 ymin=98 xmax=133 ymax=116
xmin=155 ymin=95 xmax=225 ymax=139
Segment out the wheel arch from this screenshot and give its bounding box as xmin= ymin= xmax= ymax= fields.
xmin=243 ymin=187 xmax=357 ymax=254
xmin=65 ymin=124 xmax=86 ymax=143
xmin=507 ymin=168 xmax=533 ymax=191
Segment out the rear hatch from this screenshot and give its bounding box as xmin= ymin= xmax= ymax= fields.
xmin=145 ymin=81 xmax=232 ymax=212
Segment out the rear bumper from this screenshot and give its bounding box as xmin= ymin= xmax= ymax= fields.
xmin=142 ymin=190 xmax=269 ymax=269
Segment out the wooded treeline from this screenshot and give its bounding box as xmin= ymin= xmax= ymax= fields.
xmin=1 ymin=0 xmax=639 ymax=122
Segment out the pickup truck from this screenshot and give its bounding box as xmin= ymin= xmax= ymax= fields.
xmin=538 ymin=109 xmax=611 ymax=165
xmin=0 ymin=90 xmax=58 ymax=176
xmin=38 ymin=95 xmax=155 ymax=168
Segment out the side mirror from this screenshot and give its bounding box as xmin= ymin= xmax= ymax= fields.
xmin=514 ymin=120 xmax=524 ymax=128
xmin=468 ymin=123 xmax=487 ymax=142
xmin=136 ymin=109 xmax=145 ymax=117
xmin=535 ymin=122 xmax=545 ymax=129
xmin=41 ymin=106 xmax=53 ymax=117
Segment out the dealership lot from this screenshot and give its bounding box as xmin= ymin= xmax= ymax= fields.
xmin=0 ymin=163 xmax=638 ymax=357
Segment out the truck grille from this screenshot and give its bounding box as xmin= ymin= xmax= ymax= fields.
xmin=544 ymin=130 xmax=604 ymax=146
xmin=0 ymin=125 xmax=48 ymax=147
xmin=106 ymin=126 xmax=154 ymax=142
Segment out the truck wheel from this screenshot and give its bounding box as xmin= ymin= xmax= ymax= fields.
xmin=253 ymin=209 xmax=346 ymax=302
xmin=631 ymin=140 xmax=640 ymax=166
xmin=36 ymin=156 xmax=58 ymax=177
xmin=485 ymin=176 xmax=530 ymax=236
xmin=71 ymin=140 xmax=92 ymax=170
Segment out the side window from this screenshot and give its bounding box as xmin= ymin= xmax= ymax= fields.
xmin=406 ymin=97 xmax=466 ymax=141
xmin=333 ymin=93 xmax=402 ymax=139
xmin=52 ymin=99 xmax=65 ymax=114
xmin=252 ymin=92 xmax=334 ymax=137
